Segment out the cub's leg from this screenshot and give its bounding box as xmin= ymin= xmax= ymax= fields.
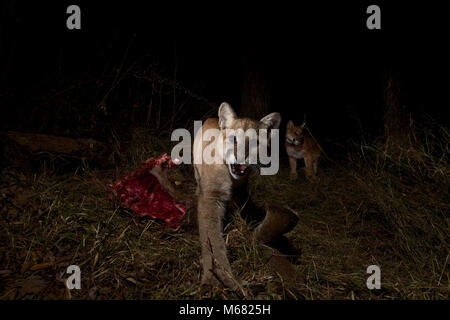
xmin=288 ymin=157 xmax=298 ymax=179
xmin=312 ymin=156 xmax=319 ymax=176
xmin=304 ymin=155 xmax=314 ymax=179
xmin=197 ymin=190 xmax=238 ymax=290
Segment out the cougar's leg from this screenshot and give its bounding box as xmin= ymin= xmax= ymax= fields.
xmin=304 ymin=156 xmax=314 ymax=179
xmin=255 ymin=204 xmax=299 ymax=245
xmin=197 ymin=191 xmax=239 ymax=290
xmin=313 ymin=157 xmax=319 ymax=176
xmin=255 ymin=204 xmax=301 ymax=263
xmin=314 ymin=156 xmax=320 ymax=175
xmin=288 ymin=157 xmax=298 ymax=179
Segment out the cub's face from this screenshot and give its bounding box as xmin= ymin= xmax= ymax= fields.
xmin=285 ymin=121 xmax=305 ymax=146
xmin=218 ymin=102 xmax=281 ymax=179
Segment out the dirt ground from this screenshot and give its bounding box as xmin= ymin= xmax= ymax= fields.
xmin=0 ymin=130 xmax=448 ymax=300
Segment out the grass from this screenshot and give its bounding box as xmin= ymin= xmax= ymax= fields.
xmin=0 ymin=125 xmax=448 ymax=300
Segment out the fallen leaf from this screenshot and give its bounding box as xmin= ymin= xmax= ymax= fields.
xmin=30 ymin=261 xmax=55 ymax=271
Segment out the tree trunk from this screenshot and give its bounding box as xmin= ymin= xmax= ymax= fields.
xmin=240 ymin=51 xmax=270 ymax=119
xmin=383 ymin=70 xmax=412 ymax=146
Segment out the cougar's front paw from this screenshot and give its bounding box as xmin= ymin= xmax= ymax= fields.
xmin=201 ymin=271 xmax=219 ymax=287
xmin=201 ymin=269 xmax=245 ymax=296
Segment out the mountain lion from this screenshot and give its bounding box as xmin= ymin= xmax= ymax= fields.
xmin=285 ymin=121 xmax=320 ymax=179
xmin=193 ymin=102 xmax=282 ymax=291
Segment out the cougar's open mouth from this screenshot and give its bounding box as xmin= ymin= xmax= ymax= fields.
xmin=228 ymin=163 xmax=250 ymax=177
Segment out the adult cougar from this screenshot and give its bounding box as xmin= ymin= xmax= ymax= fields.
xmin=193 ymin=102 xmax=282 ymax=291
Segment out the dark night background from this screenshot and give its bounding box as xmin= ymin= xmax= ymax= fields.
xmin=0 ymin=1 xmax=449 ymax=301
xmin=1 ymin=1 xmax=449 ymax=150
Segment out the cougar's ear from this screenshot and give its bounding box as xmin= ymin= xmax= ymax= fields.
xmin=287 ymin=120 xmax=294 ymax=129
xmin=260 ymin=112 xmax=281 ymax=129
xmin=218 ymin=102 xmax=237 ymax=130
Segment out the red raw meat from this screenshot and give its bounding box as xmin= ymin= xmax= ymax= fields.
xmin=111 ymin=154 xmax=187 ymax=228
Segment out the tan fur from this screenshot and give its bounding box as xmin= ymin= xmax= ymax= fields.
xmin=285 ymin=121 xmax=320 ymax=179
xmin=193 ymin=102 xmax=280 ymax=291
